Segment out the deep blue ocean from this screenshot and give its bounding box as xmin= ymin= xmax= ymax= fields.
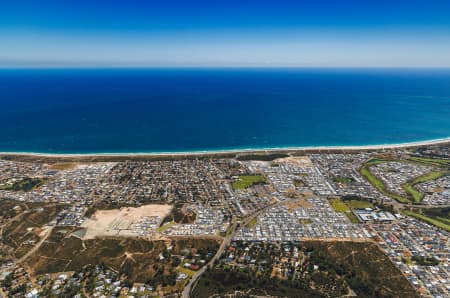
xmin=0 ymin=68 xmax=449 ymax=154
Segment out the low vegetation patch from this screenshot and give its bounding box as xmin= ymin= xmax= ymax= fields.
xmin=232 ymin=175 xmax=266 ymax=190
xmin=407 ymin=156 xmax=450 ymax=168
xmin=360 ymin=162 xmax=413 ymax=204
xmin=403 ymin=171 xmax=449 ymax=203
xmin=403 ymin=210 xmax=450 ymax=232
xmin=332 ymin=176 xmax=355 ymax=184
xmin=193 ymin=241 xmax=418 ymax=298
xmin=1 ymin=202 xmax=65 ymax=258
xmin=329 ymin=198 xmax=359 ymax=223
xmin=26 ymin=228 xmax=220 ymax=285
xmin=246 ymin=218 xmax=258 ymax=228
xmin=412 ymin=255 xmax=440 ymax=266
xmin=330 ymin=198 xmax=350 ymax=213
xmin=346 ymin=200 xmax=373 ymax=209
xmin=0 ymin=177 xmax=47 ymax=192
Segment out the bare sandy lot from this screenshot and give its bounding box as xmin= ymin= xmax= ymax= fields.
xmin=82 ymin=204 xmax=173 ymax=239
xmin=275 ymin=156 xmax=313 ymax=166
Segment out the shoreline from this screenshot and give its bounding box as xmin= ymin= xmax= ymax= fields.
xmin=0 ymin=137 xmax=449 ymax=160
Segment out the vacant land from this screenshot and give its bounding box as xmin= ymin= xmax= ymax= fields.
xmin=47 ymin=162 xmax=81 ymax=170
xmin=193 ymin=241 xmax=418 ymax=298
xmin=330 ymin=198 xmax=350 ymax=212
xmin=306 ymin=241 xmax=419 ymax=297
xmin=161 ymin=202 xmax=197 ymax=225
xmin=232 ymin=175 xmax=266 ymax=190
xmin=329 ymin=198 xmax=359 ymax=223
xmin=26 ymin=228 xmax=220 ymax=288
xmin=0 ymin=200 xmax=29 ymax=219
xmin=346 ymin=200 xmax=373 ymax=209
xmin=82 ymin=204 xmax=173 ymax=239
xmin=1 ymin=202 xmax=65 ymax=258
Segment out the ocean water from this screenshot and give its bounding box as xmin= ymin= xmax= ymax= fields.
xmin=0 ymin=68 xmax=449 ymax=154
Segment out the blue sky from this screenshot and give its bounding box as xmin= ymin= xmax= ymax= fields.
xmin=1 ymin=0 xmax=450 ymax=67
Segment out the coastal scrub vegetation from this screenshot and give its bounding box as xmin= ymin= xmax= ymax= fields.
xmin=193 ymin=241 xmax=418 ymax=298
xmin=26 ymin=228 xmax=220 ymax=285
xmin=236 ymin=153 xmax=289 ymax=161
xmin=0 ymin=177 xmax=47 ymax=192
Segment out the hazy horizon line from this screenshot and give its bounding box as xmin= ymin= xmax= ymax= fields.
xmin=1 ymin=64 xmax=450 ymax=70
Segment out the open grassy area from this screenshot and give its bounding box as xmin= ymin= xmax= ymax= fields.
xmin=246 ymin=217 xmax=258 ymax=228
xmin=403 ymin=171 xmax=449 ymax=203
xmin=361 ymin=156 xmax=449 ymax=204
xmin=1 ymin=202 xmax=65 ymax=258
xmin=346 ymin=200 xmax=373 ymax=209
xmin=407 ymin=157 xmax=450 ymax=168
xmin=48 ymin=163 xmax=79 ymax=170
xmin=329 ymin=198 xmax=359 ymax=223
xmin=362 ymin=165 xmax=448 ymax=204
xmin=360 ymin=164 xmax=411 ymax=204
xmin=403 ymin=184 xmax=423 ymax=203
xmin=403 ymin=210 xmax=450 ymax=232
xmin=330 ymin=198 xmax=350 ymax=212
xmin=157 ymin=220 xmax=176 ymax=233
xmin=232 ymin=175 xmax=266 ymax=190
xmin=365 ymin=158 xmax=389 ymax=166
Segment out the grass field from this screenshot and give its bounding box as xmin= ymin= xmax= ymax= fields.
xmin=246 ymin=218 xmax=258 ymax=228
xmin=330 ymin=198 xmax=350 ymax=212
xmin=359 ymin=157 xmax=449 ymax=204
xmin=403 ymin=210 xmax=450 ymax=232
xmin=232 ymin=175 xmax=266 ymax=190
xmin=407 ymin=157 xmax=450 ymax=168
xmin=329 ymin=198 xmax=359 ymax=223
xmin=157 ymin=220 xmax=176 ymax=232
xmin=402 ymin=171 xmax=449 ymax=203
xmin=360 ymin=164 xmax=411 ymax=204
xmin=346 ymin=200 xmax=373 ymax=209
